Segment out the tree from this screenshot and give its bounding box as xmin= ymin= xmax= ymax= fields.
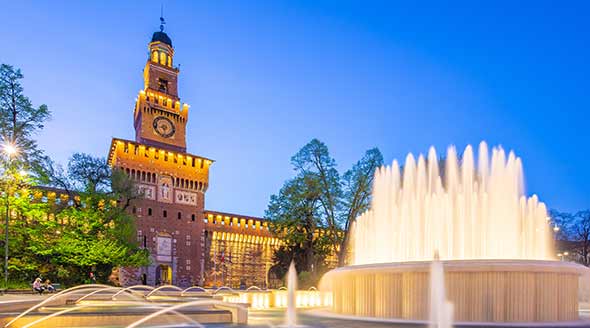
xmin=290 ymin=139 xmax=342 ymax=261
xmin=550 ymin=210 xmax=590 ymax=266
xmin=0 ymin=64 xmax=51 ymax=174
xmin=266 ymin=174 xmax=331 ymax=274
xmin=45 ymin=153 xmax=138 ymax=208
xmin=266 ymin=139 xmax=383 ymax=281
xmin=338 ymin=148 xmax=383 ymax=265
xmin=1 ymin=153 xmax=148 ymax=286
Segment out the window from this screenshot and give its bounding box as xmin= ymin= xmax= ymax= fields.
xmin=132 ymin=206 xmax=137 ymax=214
xmin=191 ymin=214 xmax=195 ymax=222
xmin=158 ymin=78 xmax=168 ymax=93
xmin=143 ymin=235 xmax=147 ymax=248
xmin=163 ymin=210 xmax=167 ymax=218
xmin=148 ymin=208 xmax=153 ymax=216
xmin=160 ymin=52 xmax=167 ymax=65
xmin=177 ymin=212 xmax=182 ymax=220
xmin=151 ymin=51 xmax=158 ymax=62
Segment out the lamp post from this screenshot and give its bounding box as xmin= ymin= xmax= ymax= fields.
xmin=2 ymin=143 xmax=18 ymax=287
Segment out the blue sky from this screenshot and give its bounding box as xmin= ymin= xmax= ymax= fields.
xmin=2 ymin=1 xmax=589 ymax=215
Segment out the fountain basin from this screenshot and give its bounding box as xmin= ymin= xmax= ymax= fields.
xmin=0 ymin=307 xmax=233 ymax=327
xmin=321 ymin=260 xmax=588 ymax=323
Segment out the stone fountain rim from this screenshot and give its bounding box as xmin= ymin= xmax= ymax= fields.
xmin=305 ymin=309 xmax=590 ymax=327
xmin=325 ymin=259 xmax=589 ymax=275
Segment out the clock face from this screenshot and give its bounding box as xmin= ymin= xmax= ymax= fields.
xmin=153 ymin=116 xmax=176 ymax=138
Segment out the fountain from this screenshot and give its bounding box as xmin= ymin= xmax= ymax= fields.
xmin=429 ymin=251 xmax=452 ymax=328
xmin=320 ymin=142 xmax=588 ymax=324
xmin=287 ymin=261 xmax=298 ymax=327
xmin=0 ymin=284 xmax=247 ymax=327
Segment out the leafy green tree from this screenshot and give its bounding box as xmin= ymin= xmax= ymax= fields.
xmin=338 ymin=148 xmax=383 ymax=265
xmin=290 ymin=140 xmax=342 ymax=262
xmin=267 ymin=174 xmax=331 ymax=273
xmin=267 ymin=139 xmax=383 ymax=280
xmin=2 ymin=154 xmax=148 ymax=286
xmin=0 ymin=64 xmax=50 ymax=174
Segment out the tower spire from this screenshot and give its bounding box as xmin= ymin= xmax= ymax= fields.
xmin=159 ymin=4 xmax=166 ymax=32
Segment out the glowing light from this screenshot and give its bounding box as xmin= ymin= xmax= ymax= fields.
xmin=222 ymin=290 xmax=330 ymax=309
xmin=3 ymin=143 xmax=18 ymax=156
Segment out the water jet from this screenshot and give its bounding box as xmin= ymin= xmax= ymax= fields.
xmin=320 ymin=142 xmax=588 ymax=324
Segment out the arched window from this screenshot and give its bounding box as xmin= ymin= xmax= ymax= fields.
xmin=160 ymin=52 xmax=167 ymax=65
xmin=191 ymin=214 xmax=195 ymax=222
xmin=167 ymin=55 xmax=172 ymax=67
xmin=163 ymin=210 xmax=167 ymax=218
xmin=148 ymin=208 xmax=153 ymax=216
xmin=143 ymin=235 xmax=147 ymax=248
xmin=132 ymin=206 xmax=137 ymax=214
xmin=152 ymin=51 xmax=158 ymax=62
xmin=177 ymin=212 xmax=182 ymax=220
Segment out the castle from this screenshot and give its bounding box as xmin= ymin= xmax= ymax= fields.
xmin=107 ymin=22 xmax=281 ymax=288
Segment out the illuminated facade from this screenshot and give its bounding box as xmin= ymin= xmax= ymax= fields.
xmin=107 ymin=22 xmax=280 ymax=287
xmin=203 ymin=211 xmax=281 ymax=288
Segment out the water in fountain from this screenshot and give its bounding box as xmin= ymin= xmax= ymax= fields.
xmin=429 ymin=251 xmax=453 ymax=328
xmin=352 ymin=141 xmax=554 ymax=264
xmin=286 ymin=261 xmax=297 ymax=327
xmin=3 ymin=284 xmax=208 ymax=328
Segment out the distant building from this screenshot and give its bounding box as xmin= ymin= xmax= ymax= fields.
xmin=107 ymin=22 xmax=281 ymax=288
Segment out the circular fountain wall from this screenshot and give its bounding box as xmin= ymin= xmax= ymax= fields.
xmin=320 ymin=142 xmax=589 ymax=323
xmin=322 ymin=260 xmax=584 ymax=322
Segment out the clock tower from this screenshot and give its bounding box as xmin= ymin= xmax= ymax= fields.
xmin=108 ymin=19 xmax=213 ymax=287
xmin=134 ymin=24 xmax=187 ymax=152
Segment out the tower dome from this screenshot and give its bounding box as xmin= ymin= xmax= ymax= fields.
xmin=151 ymin=31 xmax=172 ymax=47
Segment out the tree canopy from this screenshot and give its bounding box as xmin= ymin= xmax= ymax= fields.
xmin=0 ymin=64 xmax=50 ymax=174
xmin=3 ymin=154 xmax=149 ymax=286
xmin=266 ymin=139 xmax=383 ymax=284
xmin=551 ymin=210 xmax=590 ymax=266
xmin=0 ymin=64 xmax=148 ymax=287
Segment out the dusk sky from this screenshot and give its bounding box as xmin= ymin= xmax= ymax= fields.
xmin=3 ymin=1 xmax=589 ymax=215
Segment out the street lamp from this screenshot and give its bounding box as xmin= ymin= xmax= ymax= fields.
xmin=2 ymin=143 xmax=18 ymax=287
